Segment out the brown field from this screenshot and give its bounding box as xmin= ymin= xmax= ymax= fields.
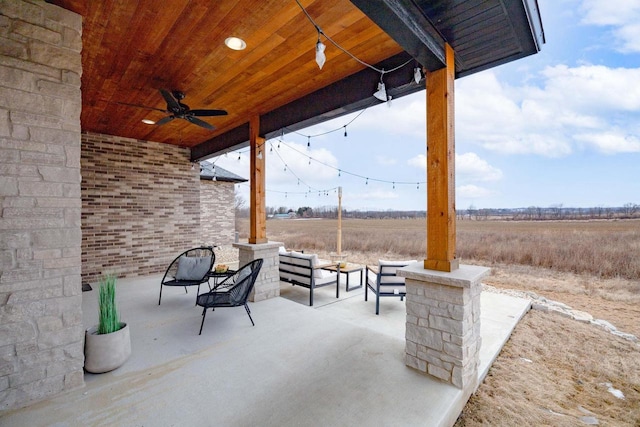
xmin=239 ymin=217 xmax=640 ymax=425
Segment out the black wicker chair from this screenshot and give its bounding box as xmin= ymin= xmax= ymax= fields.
xmin=196 ymin=258 xmax=263 ymax=335
xmin=158 ymin=247 xmax=215 ymax=305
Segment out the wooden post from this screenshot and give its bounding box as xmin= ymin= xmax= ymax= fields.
xmin=337 ymin=186 xmax=342 ymax=255
xmin=249 ymin=115 xmax=267 ymax=244
xmin=424 ymin=44 xmax=459 ymax=272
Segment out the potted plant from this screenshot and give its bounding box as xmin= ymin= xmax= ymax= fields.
xmin=84 ymin=274 xmax=131 ymax=373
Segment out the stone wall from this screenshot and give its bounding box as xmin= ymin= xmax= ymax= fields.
xmin=0 ymin=0 xmax=84 ymax=410
xmin=399 ymin=264 xmax=489 ymax=391
xmin=200 ymin=179 xmax=237 ymax=263
xmin=81 ymin=132 xmax=200 ymax=284
xmin=235 ymin=242 xmax=281 ymax=302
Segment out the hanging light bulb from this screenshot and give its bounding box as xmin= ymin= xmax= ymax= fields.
xmin=414 ymin=67 xmax=422 ymax=84
xmin=393 ymin=182 xmax=395 ymax=189
xmin=365 ymin=178 xmax=368 ymax=185
xmin=338 ymin=169 xmax=341 ymax=177
xmin=270 ymin=146 xmax=273 ymax=153
xmin=308 ymin=157 xmax=311 ymax=165
xmin=237 ymin=153 xmax=241 ymax=161
xmin=307 ymin=136 xmax=311 ymax=148
xmin=373 ymin=81 xmax=388 ymax=102
xmin=343 ymin=126 xmax=347 ymax=137
xmin=315 ymin=35 xmax=326 ymax=70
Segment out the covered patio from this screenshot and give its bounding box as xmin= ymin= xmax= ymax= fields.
xmin=3 ymin=274 xmax=530 ymax=426
xmin=1 ymin=0 xmax=543 ymax=420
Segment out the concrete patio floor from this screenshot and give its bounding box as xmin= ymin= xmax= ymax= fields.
xmin=2 ymin=273 xmax=530 ymax=427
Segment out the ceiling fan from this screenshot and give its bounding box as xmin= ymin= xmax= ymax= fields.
xmin=121 ymin=89 xmax=228 ymax=130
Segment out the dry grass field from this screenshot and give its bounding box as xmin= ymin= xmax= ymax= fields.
xmin=239 ymin=217 xmax=640 ymax=425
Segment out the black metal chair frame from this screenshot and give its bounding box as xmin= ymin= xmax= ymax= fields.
xmin=196 ymin=258 xmax=263 ymax=335
xmin=365 ymin=263 xmax=410 ymax=315
xmin=158 ymin=246 xmax=215 ymax=305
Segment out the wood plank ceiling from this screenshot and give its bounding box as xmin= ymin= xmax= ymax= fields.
xmin=48 ymin=0 xmax=404 ymax=149
xmin=48 ymin=0 xmax=543 ymax=160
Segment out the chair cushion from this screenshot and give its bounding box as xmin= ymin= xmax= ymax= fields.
xmin=175 ymin=255 xmax=211 ymax=280
xmin=314 ymin=268 xmax=337 ymax=285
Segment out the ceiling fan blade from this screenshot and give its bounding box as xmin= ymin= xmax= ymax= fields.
xmin=155 ymin=115 xmax=176 ymax=126
xmin=112 ymin=101 xmax=166 ymax=113
xmin=189 ymin=109 xmax=228 ymax=117
xmin=185 ymin=116 xmax=215 ymax=130
xmin=159 ymin=89 xmax=182 ymax=113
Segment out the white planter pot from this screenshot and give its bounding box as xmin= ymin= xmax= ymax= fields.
xmin=84 ymin=322 xmax=131 ymax=373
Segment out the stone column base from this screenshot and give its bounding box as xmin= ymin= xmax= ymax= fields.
xmin=398 ymin=264 xmax=490 ymax=391
xmin=234 ymin=242 xmax=281 ymax=302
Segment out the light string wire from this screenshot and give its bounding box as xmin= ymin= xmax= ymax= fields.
xmin=275 ymin=139 xmax=425 ymax=187
xmin=294 ymin=0 xmax=413 ymax=76
xmin=283 ymin=107 xmax=368 ymax=139
xmin=268 ymin=138 xmax=337 ymax=195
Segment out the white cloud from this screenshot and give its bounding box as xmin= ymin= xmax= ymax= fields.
xmin=575 ymin=131 xmax=640 ymax=153
xmin=348 ymin=189 xmax=399 ymax=201
xmin=457 ymin=185 xmax=495 ymax=199
xmin=350 ymin=98 xmax=426 ymax=138
xmin=407 ymin=154 xmax=425 ymax=169
xmin=407 ymin=153 xmax=502 ymax=183
xmin=265 ymin=141 xmax=338 ymax=186
xmin=457 ymin=65 xmax=640 ymax=156
xmin=376 ymin=155 xmax=397 ymax=166
xmin=581 ymin=0 xmax=640 ymax=52
xmin=456 ymin=152 xmax=503 ymax=182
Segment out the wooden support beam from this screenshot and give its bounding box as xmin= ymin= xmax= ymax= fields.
xmin=424 ymin=44 xmax=459 ymax=272
xmin=249 ymin=115 xmax=267 ymax=244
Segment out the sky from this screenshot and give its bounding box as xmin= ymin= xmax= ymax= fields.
xmin=208 ymin=0 xmax=640 ymax=212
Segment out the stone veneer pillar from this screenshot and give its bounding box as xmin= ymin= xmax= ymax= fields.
xmin=0 ymin=0 xmax=84 ymax=409
xmin=398 ymin=264 xmax=490 ymax=391
xmin=234 ymin=242 xmax=281 ymax=302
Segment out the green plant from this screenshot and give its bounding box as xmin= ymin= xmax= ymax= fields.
xmin=97 ymin=274 xmax=121 ymax=334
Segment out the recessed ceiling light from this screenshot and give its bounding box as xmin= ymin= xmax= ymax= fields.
xmin=225 ymin=36 xmax=246 ymax=50
xmin=142 ymin=119 xmax=155 ymax=125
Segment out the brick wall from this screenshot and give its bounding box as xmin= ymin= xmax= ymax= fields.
xmin=0 ymin=0 xmax=84 ymax=410
xmin=81 ymin=132 xmax=201 ymax=284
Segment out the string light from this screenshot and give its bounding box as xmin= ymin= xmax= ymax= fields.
xmin=295 ymin=0 xmax=412 ymax=76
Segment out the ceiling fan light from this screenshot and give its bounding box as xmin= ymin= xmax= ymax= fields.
xmin=225 ymin=36 xmax=246 ymax=50
xmin=373 ymin=82 xmax=388 ymax=101
xmin=141 ymin=118 xmax=155 ymax=125
xmin=315 ymin=40 xmax=326 ymax=70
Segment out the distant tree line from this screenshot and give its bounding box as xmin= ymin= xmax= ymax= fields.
xmin=235 ymin=191 xmax=639 ymax=222
xmin=459 ymin=203 xmax=639 ymax=221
